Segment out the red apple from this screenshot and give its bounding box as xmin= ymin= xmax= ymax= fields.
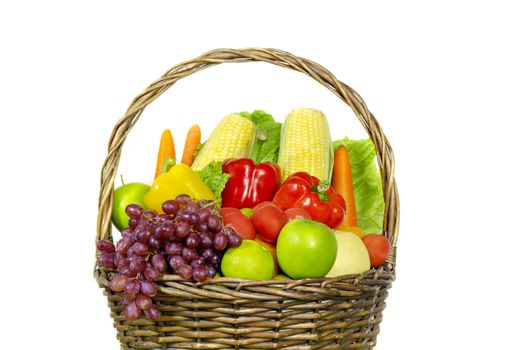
xmin=251 ymin=201 xmax=288 ymax=243
xmin=284 ymin=207 xmax=311 ymax=221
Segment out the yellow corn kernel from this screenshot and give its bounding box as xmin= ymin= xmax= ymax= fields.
xmin=191 ymin=114 xmax=256 ymax=170
xmin=277 ymin=108 xmax=332 ymax=182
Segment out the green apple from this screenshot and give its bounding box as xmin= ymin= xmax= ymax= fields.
xmin=221 ymin=240 xmax=274 ymax=280
xmin=276 ymin=219 xmax=337 ymax=279
xmin=326 ymin=230 xmax=370 ymax=277
xmin=240 ymin=207 xmax=252 ymax=218
xmin=272 ymin=274 xmax=291 ymax=280
xmin=111 ymin=182 xmax=150 ymax=231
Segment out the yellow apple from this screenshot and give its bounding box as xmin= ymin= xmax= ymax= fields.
xmin=326 ymin=230 xmax=370 ymax=277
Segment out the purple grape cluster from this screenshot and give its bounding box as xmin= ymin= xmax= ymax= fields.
xmin=96 ymin=194 xmax=242 ymax=320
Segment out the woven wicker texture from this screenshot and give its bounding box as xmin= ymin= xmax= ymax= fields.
xmin=95 ymin=48 xmax=400 ymax=349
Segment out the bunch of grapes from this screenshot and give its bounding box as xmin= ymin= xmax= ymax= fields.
xmin=97 ymin=194 xmax=242 ymax=320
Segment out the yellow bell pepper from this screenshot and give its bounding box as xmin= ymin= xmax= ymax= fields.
xmin=144 ymin=164 xmax=216 ymax=213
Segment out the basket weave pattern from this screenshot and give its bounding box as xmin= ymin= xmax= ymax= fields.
xmin=95 ymin=48 xmax=400 ymax=349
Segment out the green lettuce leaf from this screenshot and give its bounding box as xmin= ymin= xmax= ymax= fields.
xmin=240 ymin=110 xmax=281 ymax=163
xmin=196 ymin=161 xmax=230 ymax=204
xmin=332 ymin=138 xmax=385 ymax=233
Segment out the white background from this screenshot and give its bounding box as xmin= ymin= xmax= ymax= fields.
xmin=1 ymin=1 xmax=527 ymax=349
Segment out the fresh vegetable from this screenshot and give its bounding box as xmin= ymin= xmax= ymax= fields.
xmin=221 ymin=207 xmax=256 ymax=240
xmin=196 ymin=161 xmax=231 ymax=203
xmin=362 ymin=234 xmax=390 ymax=268
xmin=331 ymin=138 xmax=385 ymax=233
xmin=161 ymin=157 xmax=176 ymax=174
xmin=326 ymin=230 xmax=370 ymax=277
xmin=181 ymin=124 xmax=201 ymax=166
xmin=112 ymin=182 xmax=150 ymax=231
xmin=240 ymin=110 xmax=282 ymax=163
xmin=276 ymin=219 xmax=337 ymax=279
xmin=221 ymin=240 xmax=274 ymax=280
xmin=221 ymin=158 xmax=281 ymax=209
xmin=332 ymin=145 xmax=358 ymax=227
xmin=191 ymin=114 xmax=256 ymax=170
xmin=277 ymin=108 xmax=332 ymax=182
xmin=272 ymin=172 xmax=345 ymax=228
xmin=251 ymin=201 xmax=288 ymax=243
xmin=154 ymin=130 xmax=176 ymax=179
xmin=144 ymin=164 xmax=215 ymax=213
xmin=97 ymin=195 xmax=243 ymax=320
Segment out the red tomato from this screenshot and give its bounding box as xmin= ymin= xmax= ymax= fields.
xmin=221 ymin=207 xmax=256 ymax=240
xmin=362 ymin=234 xmax=390 ymax=268
xmin=251 ymin=201 xmax=288 ymax=243
xmin=284 ymin=207 xmax=312 ymax=221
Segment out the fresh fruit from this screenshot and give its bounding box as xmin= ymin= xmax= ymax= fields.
xmin=276 ymin=219 xmax=337 ymax=279
xmin=221 ymin=158 xmax=281 ymax=209
xmin=277 ymin=108 xmax=332 ymax=182
xmin=154 ymin=129 xmax=176 ymax=179
xmin=362 ymin=234 xmax=390 ymax=268
xmin=272 ymin=274 xmax=291 ymax=280
xmin=335 ymin=224 xmax=365 ymax=238
xmin=221 ymin=240 xmax=274 ymax=280
xmin=255 ymin=236 xmax=279 ymax=276
xmin=251 ymin=201 xmax=288 ymax=243
xmin=240 ymin=208 xmax=252 ymax=218
xmin=273 ymin=172 xmax=345 ymax=228
xmin=284 ymin=207 xmax=311 ymax=221
xmin=144 ymin=164 xmax=215 ymax=213
xmin=331 ymin=145 xmax=358 ymax=227
xmin=112 ymin=182 xmax=150 ymax=231
xmin=192 ymin=114 xmax=256 ymax=171
xmin=181 ymin=124 xmax=201 ymax=166
xmin=326 ymin=230 xmax=370 ymax=277
xmin=221 ymin=207 xmax=256 ymax=240
xmin=97 ymin=196 xmax=242 ymax=321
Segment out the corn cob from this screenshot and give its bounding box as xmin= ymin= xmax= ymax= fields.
xmin=191 ymin=114 xmax=256 ymax=171
xmin=277 ymin=108 xmax=332 ymax=182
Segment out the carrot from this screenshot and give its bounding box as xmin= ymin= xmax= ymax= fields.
xmin=181 ymin=124 xmax=201 ymax=166
xmin=331 ymin=145 xmax=358 ymax=227
xmin=155 ymin=129 xmax=176 ymax=179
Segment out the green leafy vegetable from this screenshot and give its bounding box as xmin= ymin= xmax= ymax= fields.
xmin=240 ymin=110 xmax=281 ymax=163
xmin=196 ymin=161 xmax=230 ymax=203
xmin=332 ymin=138 xmax=385 ymax=233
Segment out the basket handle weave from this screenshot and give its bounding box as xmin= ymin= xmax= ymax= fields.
xmin=97 ymin=48 xmax=400 ymax=266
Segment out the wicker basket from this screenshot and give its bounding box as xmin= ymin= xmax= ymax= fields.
xmin=95 ymin=48 xmax=400 ymax=350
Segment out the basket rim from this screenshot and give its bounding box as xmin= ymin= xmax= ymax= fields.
xmin=95 ymin=264 xmax=395 ymax=297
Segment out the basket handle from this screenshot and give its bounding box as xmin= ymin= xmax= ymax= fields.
xmin=96 ymin=48 xmax=400 ymax=266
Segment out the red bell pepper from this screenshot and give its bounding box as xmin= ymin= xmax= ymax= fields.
xmin=272 ymin=172 xmax=345 ymax=228
xmin=221 ymin=158 xmax=281 ymax=209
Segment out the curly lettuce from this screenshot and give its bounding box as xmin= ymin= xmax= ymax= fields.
xmin=196 ymin=161 xmax=230 ymax=204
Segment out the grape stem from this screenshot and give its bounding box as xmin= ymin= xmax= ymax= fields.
xmin=202 ymin=200 xmax=220 ymax=208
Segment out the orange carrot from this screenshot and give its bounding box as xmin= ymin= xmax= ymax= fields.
xmin=181 ymin=124 xmax=201 ymax=166
xmin=331 ymin=145 xmax=358 ymax=227
xmin=155 ymin=130 xmax=175 ymax=179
